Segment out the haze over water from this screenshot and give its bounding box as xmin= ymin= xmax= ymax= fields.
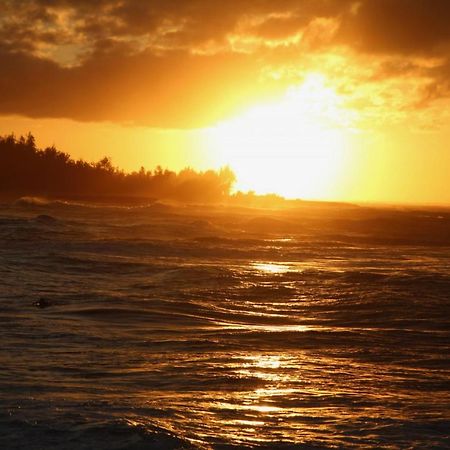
xmin=1 ymin=198 xmax=449 ymax=449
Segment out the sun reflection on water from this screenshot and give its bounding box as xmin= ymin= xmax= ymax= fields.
xmin=252 ymin=262 xmax=291 ymax=274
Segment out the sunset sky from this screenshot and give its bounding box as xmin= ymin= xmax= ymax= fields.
xmin=1 ymin=0 xmax=450 ymax=204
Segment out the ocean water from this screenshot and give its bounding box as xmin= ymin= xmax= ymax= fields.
xmin=0 ymin=198 xmax=449 ymax=449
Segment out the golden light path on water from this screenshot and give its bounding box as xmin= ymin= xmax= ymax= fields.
xmin=145 ymin=259 xmax=351 ymax=446
xmin=251 ymin=262 xmax=291 ymax=274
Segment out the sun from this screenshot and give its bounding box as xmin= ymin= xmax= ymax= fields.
xmin=205 ymin=73 xmax=356 ymax=200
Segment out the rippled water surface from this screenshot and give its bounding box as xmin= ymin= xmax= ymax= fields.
xmin=0 ymin=199 xmax=449 ymax=449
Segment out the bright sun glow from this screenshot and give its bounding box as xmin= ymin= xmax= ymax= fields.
xmin=206 ymin=74 xmax=357 ymax=199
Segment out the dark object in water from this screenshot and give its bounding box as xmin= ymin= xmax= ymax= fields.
xmin=33 ymin=298 xmax=52 ymax=308
xmin=35 ymin=214 xmax=58 ymax=224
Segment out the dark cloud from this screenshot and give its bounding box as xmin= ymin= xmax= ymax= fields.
xmin=1 ymin=0 xmax=450 ymax=127
xmin=339 ymin=0 xmax=450 ymax=55
xmin=0 ymin=44 xmax=284 ymax=127
xmin=1 ymin=0 xmax=353 ymax=55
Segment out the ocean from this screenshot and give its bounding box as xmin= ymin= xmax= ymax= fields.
xmin=0 ymin=198 xmax=449 ymax=449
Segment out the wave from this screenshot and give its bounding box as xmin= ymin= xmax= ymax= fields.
xmin=13 ymin=196 xmax=91 ymax=210
xmin=14 ymin=196 xmax=53 ymax=206
xmin=0 ymin=416 xmax=198 ymax=450
xmin=33 ymin=214 xmax=60 ymax=225
xmin=12 ymin=196 xmax=176 ymax=211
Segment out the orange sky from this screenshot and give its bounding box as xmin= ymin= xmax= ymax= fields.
xmin=1 ymin=0 xmax=450 ymax=204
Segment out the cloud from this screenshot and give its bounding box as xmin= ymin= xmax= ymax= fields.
xmin=338 ymin=0 xmax=450 ymax=55
xmin=0 ymin=44 xmax=286 ymax=128
xmin=1 ymin=0 xmax=450 ymax=127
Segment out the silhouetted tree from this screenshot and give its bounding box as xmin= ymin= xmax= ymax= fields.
xmin=0 ymin=133 xmax=236 ymax=203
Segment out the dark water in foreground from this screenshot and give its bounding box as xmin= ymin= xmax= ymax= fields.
xmin=0 ymin=198 xmax=449 ymax=449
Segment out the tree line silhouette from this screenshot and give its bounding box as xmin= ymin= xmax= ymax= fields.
xmin=0 ymin=133 xmax=236 ymax=203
